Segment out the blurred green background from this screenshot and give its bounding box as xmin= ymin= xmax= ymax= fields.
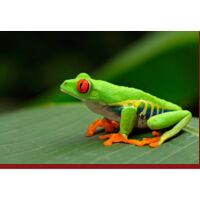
xmin=0 ymin=31 xmax=198 ymax=116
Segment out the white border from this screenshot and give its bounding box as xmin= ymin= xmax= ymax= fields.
xmin=0 ymin=169 xmax=199 ymax=200
xmin=0 ymin=0 xmax=199 ymax=30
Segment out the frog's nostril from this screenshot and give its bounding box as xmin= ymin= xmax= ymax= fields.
xmin=60 ymin=82 xmax=66 ymax=89
xmin=62 ymin=81 xmax=67 ymax=86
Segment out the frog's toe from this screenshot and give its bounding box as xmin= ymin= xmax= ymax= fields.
xmin=103 ymin=120 xmax=119 ymax=133
xmin=86 ymin=124 xmax=96 ymax=137
xmin=86 ymin=119 xmax=102 ymax=137
xmin=86 ymin=129 xmax=95 ymax=137
xmin=99 ymin=133 xmax=128 ymax=146
xmin=127 ymin=136 xmax=160 ymax=147
xmin=151 ymin=131 xmax=160 ymax=136
xmin=99 ymin=134 xmax=112 ymax=140
xmin=127 ymin=139 xmax=146 ymax=146
xmin=149 ymin=141 xmax=160 ymax=148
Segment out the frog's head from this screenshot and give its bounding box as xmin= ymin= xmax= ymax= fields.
xmin=60 ymin=72 xmax=120 ymax=103
xmin=60 ymin=73 xmax=96 ymax=102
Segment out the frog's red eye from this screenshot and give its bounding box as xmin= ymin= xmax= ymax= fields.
xmin=77 ymin=79 xmax=89 ymax=93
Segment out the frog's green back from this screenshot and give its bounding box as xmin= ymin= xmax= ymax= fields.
xmin=89 ymin=79 xmax=182 ymax=111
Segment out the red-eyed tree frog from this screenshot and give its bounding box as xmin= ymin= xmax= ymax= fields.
xmin=60 ymin=73 xmax=192 ymax=148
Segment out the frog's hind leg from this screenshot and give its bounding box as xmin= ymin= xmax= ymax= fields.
xmin=147 ymin=110 xmax=192 ymax=147
xmin=86 ymin=118 xmax=119 ymax=137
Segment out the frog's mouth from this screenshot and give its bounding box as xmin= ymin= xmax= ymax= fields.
xmin=60 ymin=88 xmax=68 ymax=94
xmin=60 ymin=87 xmax=80 ymax=100
xmin=60 ymin=88 xmax=74 ymax=97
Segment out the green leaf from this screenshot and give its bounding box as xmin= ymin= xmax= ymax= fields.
xmin=0 ymin=104 xmax=198 ymax=164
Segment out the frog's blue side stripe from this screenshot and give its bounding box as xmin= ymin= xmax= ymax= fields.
xmin=111 ymin=102 xmax=172 ymax=118
xmin=137 ymin=102 xmax=145 ymax=114
xmin=152 ymin=106 xmax=157 ymax=116
xmin=146 ymin=103 xmax=152 ymax=118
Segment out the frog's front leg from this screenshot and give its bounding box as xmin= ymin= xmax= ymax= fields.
xmin=147 ymin=110 xmax=192 ymax=147
xmin=86 ymin=118 xmax=119 ymax=137
xmin=99 ymin=106 xmax=138 ymax=146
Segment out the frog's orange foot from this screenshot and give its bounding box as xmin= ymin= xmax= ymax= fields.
xmin=98 ymin=130 xmax=161 ymax=147
xmin=148 ymin=131 xmax=161 ymax=147
xmin=127 ymin=136 xmax=160 ymax=147
xmin=143 ymin=137 xmax=160 ymax=147
xmin=86 ymin=119 xmax=119 ymax=137
xmin=99 ymin=133 xmax=128 ymax=146
xmin=99 ymin=133 xmax=161 ymax=147
xmin=151 ymin=131 xmax=160 ymax=137
xmin=149 ymin=141 xmax=160 ymax=148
